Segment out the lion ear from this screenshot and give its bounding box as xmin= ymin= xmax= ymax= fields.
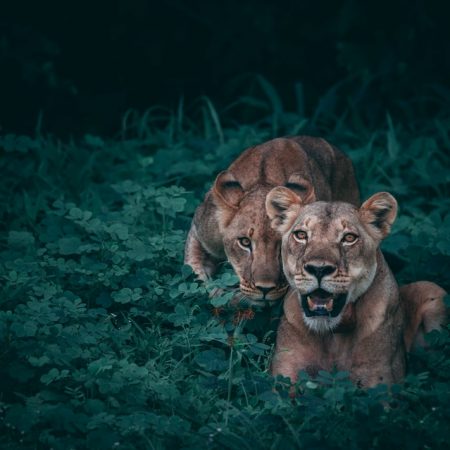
xmin=266 ymin=186 xmax=303 ymax=234
xmin=212 ymin=171 xmax=244 ymax=209
xmin=285 ymin=173 xmax=316 ymax=204
xmin=359 ymin=192 xmax=398 ymax=239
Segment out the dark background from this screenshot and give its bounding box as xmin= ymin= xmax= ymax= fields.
xmin=1 ymin=0 xmax=450 ymax=136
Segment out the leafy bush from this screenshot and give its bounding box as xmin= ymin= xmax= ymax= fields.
xmin=0 ymin=99 xmax=449 ymax=449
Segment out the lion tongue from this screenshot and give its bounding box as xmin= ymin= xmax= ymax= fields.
xmin=307 ymin=290 xmax=334 ymax=312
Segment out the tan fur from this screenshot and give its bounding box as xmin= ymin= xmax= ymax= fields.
xmin=267 ymin=191 xmax=447 ymax=387
xmin=401 ymin=281 xmax=447 ymax=350
xmin=184 ymin=136 xmax=360 ymax=305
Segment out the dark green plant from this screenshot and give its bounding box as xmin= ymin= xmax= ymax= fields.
xmin=0 ymin=95 xmax=449 ymax=449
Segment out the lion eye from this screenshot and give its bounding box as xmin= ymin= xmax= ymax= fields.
xmin=293 ymin=230 xmax=308 ymax=242
xmin=342 ymin=233 xmax=358 ymax=244
xmin=238 ymin=237 xmax=252 ymax=249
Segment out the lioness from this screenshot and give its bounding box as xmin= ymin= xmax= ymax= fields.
xmin=185 ymin=136 xmax=360 ymax=305
xmin=266 ymin=188 xmax=447 ymax=387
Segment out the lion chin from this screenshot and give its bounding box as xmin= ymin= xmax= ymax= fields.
xmin=299 ymin=288 xmax=348 ymax=333
xmin=239 ymin=284 xmax=289 ymax=307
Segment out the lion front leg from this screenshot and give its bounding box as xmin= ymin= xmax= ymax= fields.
xmin=184 ymin=226 xmax=220 ymax=281
xmin=351 ymin=363 xmax=397 ymax=388
xmin=351 ymin=337 xmax=406 ymax=387
xmin=270 ymin=317 xmax=316 ymax=385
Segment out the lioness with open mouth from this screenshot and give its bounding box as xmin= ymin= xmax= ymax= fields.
xmin=266 ymin=188 xmax=447 ymax=387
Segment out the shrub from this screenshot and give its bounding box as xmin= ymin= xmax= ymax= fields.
xmin=0 ymin=101 xmax=449 ymax=449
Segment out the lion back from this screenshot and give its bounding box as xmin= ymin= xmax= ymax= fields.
xmin=289 ymin=136 xmax=360 ymax=206
xmin=224 ymin=136 xmax=360 ymax=205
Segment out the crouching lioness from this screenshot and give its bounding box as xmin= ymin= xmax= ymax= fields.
xmin=266 ymin=188 xmax=447 ymax=387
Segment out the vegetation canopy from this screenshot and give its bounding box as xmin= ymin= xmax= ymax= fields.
xmin=1 ymin=91 xmax=450 ymax=449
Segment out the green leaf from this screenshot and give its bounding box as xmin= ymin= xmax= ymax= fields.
xmin=28 ymin=355 xmax=51 ymax=367
xmin=40 ymin=368 xmax=60 ymax=384
xmin=181 ymin=264 xmax=194 ymax=279
xmin=195 ymin=349 xmax=228 ymax=372
xmin=8 ymin=231 xmax=35 ymax=247
xmin=10 ymin=320 xmax=38 ymax=337
xmin=210 ymin=291 xmax=235 ymax=307
xmin=68 ymin=207 xmax=84 ymax=220
xmin=306 ymin=381 xmax=318 ymax=390
xmin=112 ymin=288 xmax=133 ymax=304
xmin=167 ymin=304 xmax=191 ymax=326
xmin=58 ymin=236 xmax=82 ymax=255
xmin=108 ymin=223 xmax=129 ymax=241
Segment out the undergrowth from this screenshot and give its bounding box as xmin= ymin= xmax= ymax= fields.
xmin=0 ymin=94 xmax=450 ymax=449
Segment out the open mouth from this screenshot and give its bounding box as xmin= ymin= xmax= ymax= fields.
xmin=301 ymin=288 xmax=347 ymax=317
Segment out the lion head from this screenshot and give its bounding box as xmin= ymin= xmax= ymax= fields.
xmin=266 ymin=187 xmax=398 ymax=332
xmin=211 ymin=168 xmax=317 ymax=305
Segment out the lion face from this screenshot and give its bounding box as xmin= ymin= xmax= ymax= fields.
xmin=266 ymin=188 xmax=397 ymax=332
xmin=219 ymin=188 xmax=289 ymax=305
xmin=212 ymin=164 xmax=317 ymax=307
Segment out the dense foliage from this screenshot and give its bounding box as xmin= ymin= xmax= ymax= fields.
xmin=1 ymin=94 xmax=450 ymax=449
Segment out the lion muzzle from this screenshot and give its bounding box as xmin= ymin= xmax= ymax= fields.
xmin=301 ymin=288 xmax=348 ymax=318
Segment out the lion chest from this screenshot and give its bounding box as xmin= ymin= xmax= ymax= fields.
xmin=274 ymin=322 xmax=357 ymax=379
xmin=306 ymin=335 xmax=355 ymax=374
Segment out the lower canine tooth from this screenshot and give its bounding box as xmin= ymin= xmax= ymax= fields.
xmin=325 ymin=299 xmax=334 ymax=312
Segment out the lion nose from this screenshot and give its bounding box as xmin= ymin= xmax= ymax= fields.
xmin=304 ymin=264 xmax=336 ymax=282
xmin=256 ymin=285 xmax=276 ymax=297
